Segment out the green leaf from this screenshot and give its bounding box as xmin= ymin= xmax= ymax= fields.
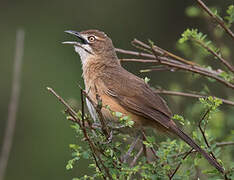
xmin=218 ymin=71 xmax=234 ymax=82
xmin=172 ymin=114 xmax=185 ymax=125
xmin=178 ymin=29 xmax=220 ymax=60
xmin=66 ymin=161 xmax=73 ymax=170
xmin=225 ymin=5 xmax=234 ymax=25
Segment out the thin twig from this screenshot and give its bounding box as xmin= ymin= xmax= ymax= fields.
xmin=122 ymin=133 xmax=140 ymax=163
xmin=156 ymin=57 xmax=234 ymax=89
xmin=216 ymin=141 xmax=234 ymax=147
xmin=0 ymin=29 xmax=24 ymax=180
xmin=90 ymin=151 xmax=106 ymax=180
xmin=199 ymin=109 xmax=217 ymax=160
xmin=81 ymin=118 xmax=113 ymax=180
xmin=195 ymin=0 xmax=234 ymax=40
xmin=170 ymin=149 xmax=197 ymax=159
xmin=130 ymin=147 xmax=143 ymax=167
xmin=141 ymin=130 xmax=150 ymax=163
xmin=47 ymin=87 xmax=77 ymax=118
xmin=120 ymin=58 xmax=157 ymax=63
xmin=169 ymin=148 xmax=193 ymax=179
xmin=80 ymin=89 xmax=110 ymax=139
xmin=116 ymin=48 xmax=234 ymax=89
xmin=79 ymin=88 xmax=108 ymax=177
xmin=133 ymin=39 xmax=197 ymax=66
xmin=47 ymin=87 xmax=113 ymax=180
xmin=141 ymin=130 xmax=159 ymax=160
xmin=117 ymin=48 xmax=217 ymax=76
xmin=131 ymin=39 xmax=153 ymax=55
xmin=95 ymin=92 xmax=110 ymax=138
xmin=154 ymin=89 xmax=234 ymax=106
xmin=193 ymin=38 xmax=234 ymax=72
xmin=115 ymin=48 xmax=155 ymax=59
xmin=149 ymin=147 xmax=159 ymax=160
xmin=132 ymin=40 xmax=234 ymax=89
xmin=80 ymin=115 xmax=112 ymax=179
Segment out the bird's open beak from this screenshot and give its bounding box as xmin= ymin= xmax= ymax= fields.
xmin=63 ymin=30 xmax=88 ymax=45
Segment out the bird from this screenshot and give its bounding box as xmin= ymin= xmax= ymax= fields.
xmin=63 ymin=29 xmax=224 ymax=173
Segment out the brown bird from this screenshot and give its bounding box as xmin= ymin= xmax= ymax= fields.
xmin=63 ymin=29 xmax=224 ymax=173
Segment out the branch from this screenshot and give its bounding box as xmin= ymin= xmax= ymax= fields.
xmin=116 ymin=44 xmax=234 ymax=90
xmin=195 ymin=0 xmax=234 ymax=40
xmin=79 ymin=96 xmax=112 ymax=180
xmin=80 ymin=88 xmax=111 ymax=140
xmin=130 ymin=147 xmax=143 ymax=167
xmin=154 ymin=89 xmax=234 ymax=106
xmin=134 ymin=40 xmax=234 ymax=89
xmin=47 ymin=87 xmax=78 ymax=119
xmin=120 ymin=58 xmax=157 ymax=63
xmin=116 ymin=48 xmax=155 ymax=59
xmin=0 ymin=29 xmax=24 ymax=180
xmin=141 ymin=130 xmax=159 ymax=160
xmin=47 ymin=87 xmax=113 ymax=180
xmin=216 ymin=141 xmax=234 ymax=147
xmin=193 ymin=38 xmax=234 ymax=72
xmin=199 ymin=109 xmax=217 ymax=160
xmin=133 ymin=39 xmax=198 ymax=66
xmin=169 ymin=148 xmax=193 ymax=179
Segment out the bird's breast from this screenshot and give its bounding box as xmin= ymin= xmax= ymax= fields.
xmin=85 ymin=86 xmax=145 ymax=129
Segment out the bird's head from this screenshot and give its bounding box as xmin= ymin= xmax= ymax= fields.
xmin=63 ymin=29 xmax=117 ymax=65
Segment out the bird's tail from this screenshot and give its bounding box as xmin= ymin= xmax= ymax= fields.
xmin=169 ymin=124 xmax=224 ymax=174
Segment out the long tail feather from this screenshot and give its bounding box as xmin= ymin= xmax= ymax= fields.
xmin=169 ymin=124 xmax=224 ymax=173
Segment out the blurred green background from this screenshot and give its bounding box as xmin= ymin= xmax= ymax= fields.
xmin=0 ymin=0 xmax=233 ymax=179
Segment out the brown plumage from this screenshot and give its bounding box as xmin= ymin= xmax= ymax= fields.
xmin=63 ymin=29 xmax=224 ymax=173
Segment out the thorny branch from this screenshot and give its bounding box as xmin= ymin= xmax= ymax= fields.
xmin=216 ymin=141 xmax=234 ymax=147
xmin=48 ymin=86 xmax=232 ymax=178
xmin=192 ymin=38 xmax=234 ymax=72
xmin=199 ymin=109 xmax=217 ymax=160
xmin=195 ymin=0 xmax=234 ymax=40
xmin=130 ymin=147 xmax=143 ymax=167
xmin=169 ymin=148 xmax=193 ymax=180
xmin=116 ymin=46 xmax=234 ymax=90
xmin=116 ymin=37 xmax=234 ymax=110
xmin=198 ymin=109 xmax=231 ymax=180
xmin=141 ymin=130 xmax=159 ymax=160
xmin=153 ymin=89 xmax=234 ymax=106
xmin=80 ymin=88 xmax=111 ymax=140
xmin=47 ymin=87 xmax=112 ymax=180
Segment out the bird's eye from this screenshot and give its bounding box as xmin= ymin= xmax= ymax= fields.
xmin=88 ymin=36 xmax=95 ymax=42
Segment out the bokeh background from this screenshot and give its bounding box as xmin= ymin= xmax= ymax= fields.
xmin=0 ymin=0 xmax=233 ymax=179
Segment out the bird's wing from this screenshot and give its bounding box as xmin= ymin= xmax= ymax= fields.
xmin=101 ymin=67 xmax=224 ymax=173
xmin=101 ymin=67 xmax=172 ymax=129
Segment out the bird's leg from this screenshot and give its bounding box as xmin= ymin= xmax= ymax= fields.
xmin=121 ymin=131 xmax=141 ymax=163
xmin=141 ymin=130 xmax=149 ymax=163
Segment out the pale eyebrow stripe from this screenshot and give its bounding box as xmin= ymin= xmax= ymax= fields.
xmin=82 ymin=34 xmax=105 ymax=41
